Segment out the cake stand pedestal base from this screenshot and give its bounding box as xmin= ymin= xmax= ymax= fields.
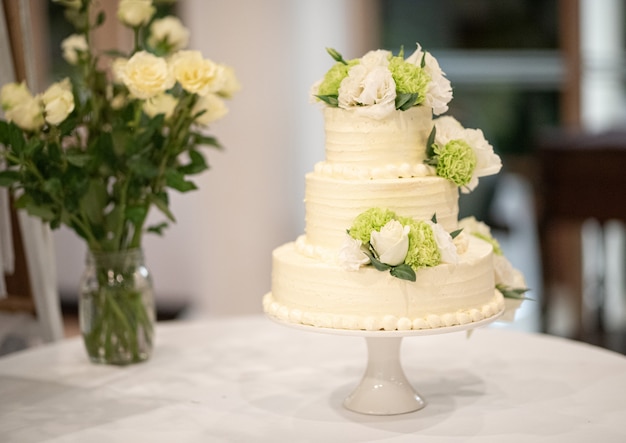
xmin=267 ymin=311 xmax=502 ymax=416
xmin=344 ymin=337 xmax=424 ymax=415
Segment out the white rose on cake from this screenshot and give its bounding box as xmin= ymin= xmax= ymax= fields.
xmin=370 ymin=220 xmax=410 ymax=266
xmin=338 ymin=50 xmax=396 ymax=119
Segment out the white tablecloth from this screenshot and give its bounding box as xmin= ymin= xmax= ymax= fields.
xmin=1 ymin=315 xmax=625 ymax=442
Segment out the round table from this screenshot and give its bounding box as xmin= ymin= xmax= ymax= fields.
xmin=1 ymin=315 xmax=625 ymax=442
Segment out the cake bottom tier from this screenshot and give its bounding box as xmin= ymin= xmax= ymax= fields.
xmin=264 ymin=237 xmax=504 ymax=331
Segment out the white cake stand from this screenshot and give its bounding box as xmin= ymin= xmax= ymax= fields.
xmin=268 ymin=311 xmax=503 ymax=416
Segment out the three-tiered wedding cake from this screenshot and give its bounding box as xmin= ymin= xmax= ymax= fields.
xmin=263 ymin=45 xmax=526 ymax=331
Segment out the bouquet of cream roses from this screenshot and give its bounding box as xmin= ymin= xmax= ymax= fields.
xmin=0 ymin=0 xmax=239 ymax=251
xmin=0 ymin=0 xmax=239 ymax=364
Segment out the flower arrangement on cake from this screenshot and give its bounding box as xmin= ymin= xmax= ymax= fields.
xmin=458 ymin=216 xmax=528 ymax=320
xmin=341 ymin=208 xmax=461 ymax=282
xmin=313 ymin=45 xmax=452 ymax=118
xmin=425 ymin=116 xmax=502 ymax=193
xmin=0 ymin=0 xmax=240 ymax=364
xmin=312 ymin=44 xmax=528 ymax=318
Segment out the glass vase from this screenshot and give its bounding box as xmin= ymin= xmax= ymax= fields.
xmin=79 ymin=248 xmax=155 ymax=365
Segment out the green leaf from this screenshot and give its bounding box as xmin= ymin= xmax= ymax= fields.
xmin=450 ymin=228 xmax=463 ymax=239
xmin=424 ymin=156 xmax=439 ymax=167
xmin=127 ymin=156 xmax=159 ymax=178
xmin=390 ymin=264 xmax=417 ymax=282
xmin=431 ymin=213 xmax=438 ymax=224
xmin=0 ymin=121 xmax=25 ymax=153
xmin=178 ymin=150 xmax=208 ymax=175
xmin=147 ymin=222 xmax=168 ymax=235
xmin=24 ymin=137 xmax=42 ymax=156
xmin=369 ymin=255 xmax=391 ymax=272
xmin=426 ymin=125 xmax=437 ymax=157
xmin=326 ymin=47 xmax=347 ymax=64
xmin=496 ymin=284 xmax=532 ymax=300
xmin=125 ymin=205 xmax=148 ymax=224
xmin=0 ymin=120 xmax=11 ymax=143
xmin=21 ymin=201 xmax=56 ymax=222
xmin=395 ymin=93 xmax=418 ymax=111
xmin=66 ymin=152 xmax=91 ymax=167
xmin=149 ymin=192 xmax=176 ymax=222
xmin=95 ymin=10 xmax=106 ymax=27
xmin=80 ymin=179 xmax=108 ymax=225
xmin=363 ymin=249 xmax=391 ymax=272
xmin=166 ymin=170 xmax=197 ymax=193
xmin=315 ymin=95 xmax=339 ymax=107
xmin=192 ymin=133 xmax=221 ymax=149
xmin=43 ymin=177 xmax=62 ymax=196
xmin=104 ymin=205 xmax=124 ymax=239
xmin=0 ymin=170 xmax=21 ymax=187
xmin=94 ymin=132 xmax=116 ymax=168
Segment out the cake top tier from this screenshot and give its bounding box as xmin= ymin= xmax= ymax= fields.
xmin=323 ymin=105 xmax=432 ymax=171
xmin=311 ymin=44 xmax=503 ymax=194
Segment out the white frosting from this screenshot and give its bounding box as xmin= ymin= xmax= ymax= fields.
xmin=304 ymin=173 xmax=459 ymax=250
xmin=313 ymin=161 xmax=434 ymax=180
xmin=265 ymin=238 xmax=503 ymax=331
xmin=324 ymin=105 xmax=432 ymax=168
xmin=265 ymin=105 xmax=502 ymax=331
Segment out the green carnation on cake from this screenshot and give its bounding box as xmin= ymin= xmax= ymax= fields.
xmin=387 ymin=53 xmax=431 ymax=110
xmin=401 ymin=217 xmax=441 ymax=269
xmin=348 ymin=208 xmax=398 ymax=243
xmin=425 ymin=116 xmax=502 ymax=193
xmin=431 ymin=139 xmax=477 ymax=187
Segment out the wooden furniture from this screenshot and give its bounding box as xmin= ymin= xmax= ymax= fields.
xmin=0 ymin=1 xmax=63 ymax=343
xmin=537 ymin=130 xmax=626 ymax=346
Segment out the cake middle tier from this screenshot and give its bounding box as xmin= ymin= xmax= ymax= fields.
xmin=304 ymin=172 xmax=460 ymax=251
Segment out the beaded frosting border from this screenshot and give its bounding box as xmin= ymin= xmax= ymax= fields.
xmin=313 ymin=161 xmax=435 ymax=180
xmin=262 ymin=291 xmax=504 ymax=332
